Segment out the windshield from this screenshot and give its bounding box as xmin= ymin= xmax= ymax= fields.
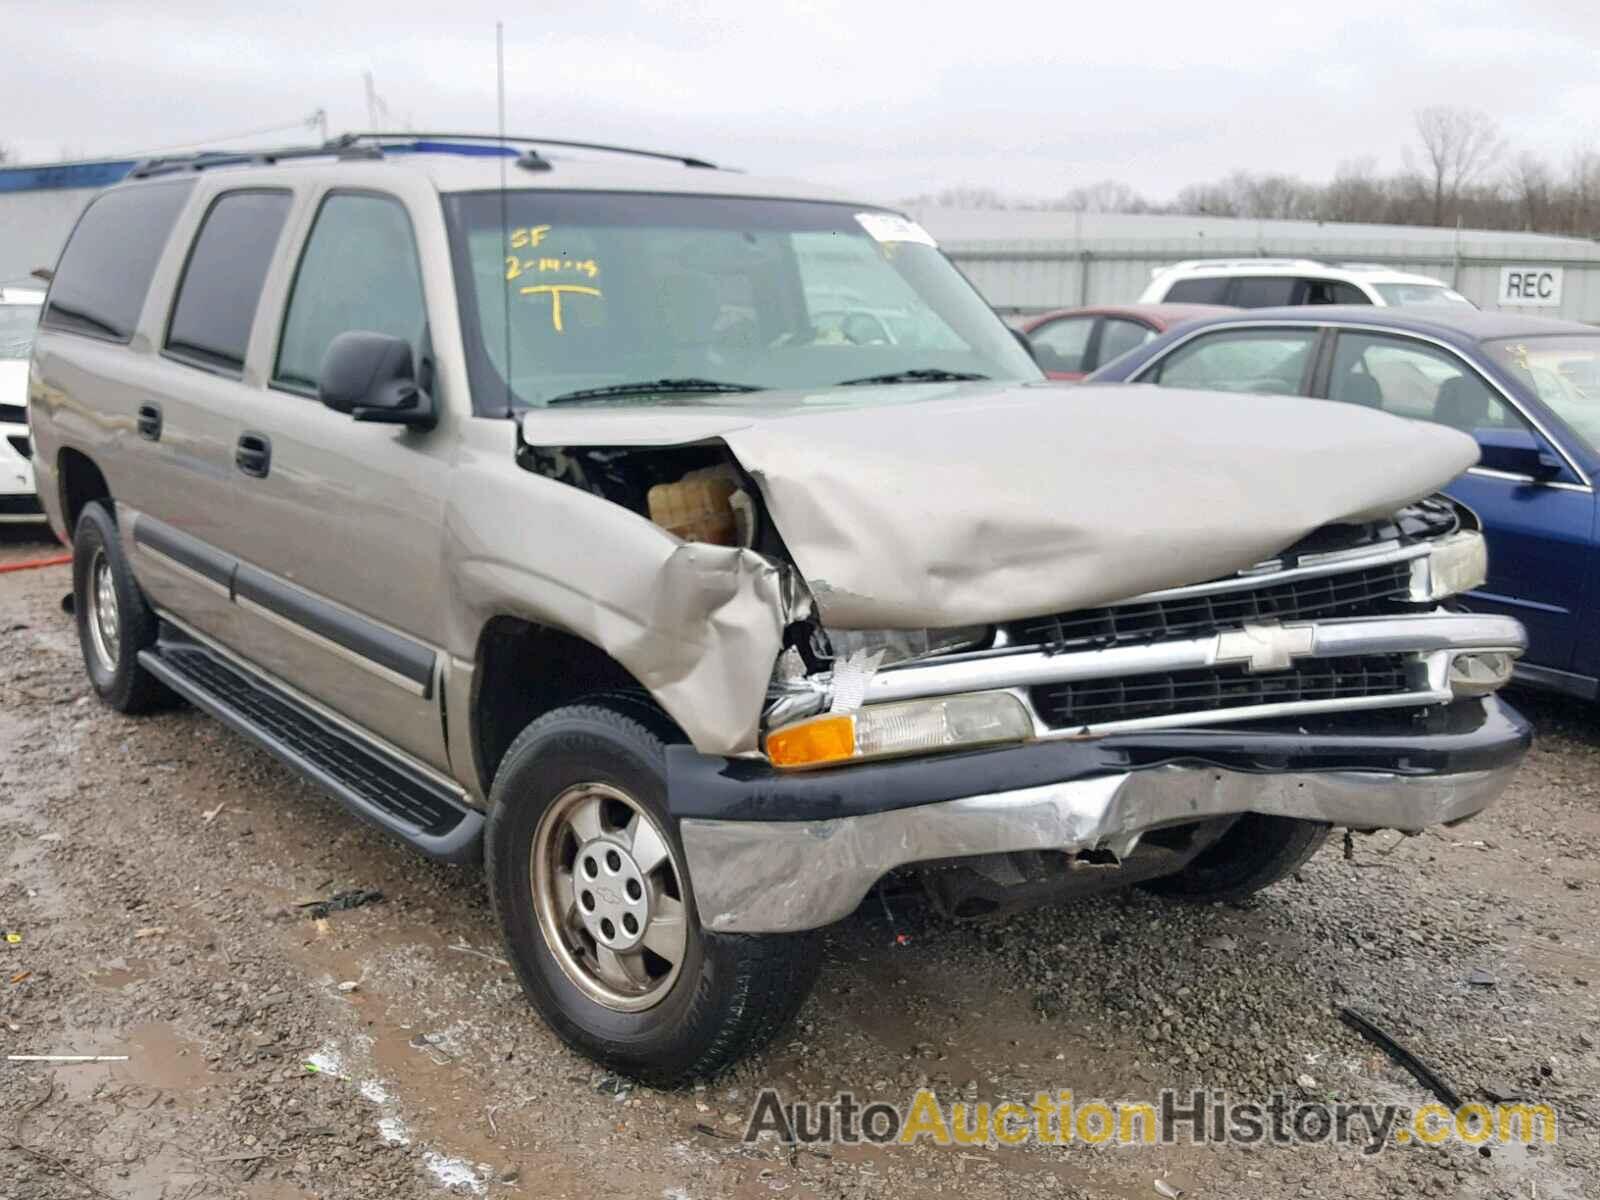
xmin=443 ymin=191 xmax=1039 ymax=411
xmin=0 ymin=302 xmax=42 ymax=361
xmin=1373 ymin=282 xmax=1475 ymax=308
xmin=1486 ymin=335 xmax=1600 ymax=453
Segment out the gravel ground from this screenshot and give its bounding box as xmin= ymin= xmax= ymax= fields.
xmin=1 ymin=523 xmax=1596 ymax=1199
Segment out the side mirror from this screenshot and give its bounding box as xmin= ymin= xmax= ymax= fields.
xmin=1475 ymin=427 xmax=1562 ymax=481
xmin=318 ymin=331 xmax=436 ymax=429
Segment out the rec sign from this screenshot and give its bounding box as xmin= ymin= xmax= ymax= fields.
xmin=1498 ymin=267 xmax=1563 ymax=307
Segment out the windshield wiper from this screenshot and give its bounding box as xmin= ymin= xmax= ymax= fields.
xmin=544 ymin=378 xmax=765 ymax=405
xmin=837 ymin=368 xmax=989 ymax=386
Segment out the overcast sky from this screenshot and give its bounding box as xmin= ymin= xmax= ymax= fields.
xmin=7 ymin=0 xmax=1600 ymax=202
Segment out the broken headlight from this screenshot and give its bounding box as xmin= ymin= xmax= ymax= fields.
xmin=1418 ymin=531 xmax=1488 ymax=601
xmin=766 ymin=692 xmax=1032 ymax=770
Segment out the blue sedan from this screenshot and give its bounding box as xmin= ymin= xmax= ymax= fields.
xmin=1090 ymin=306 xmax=1600 ymax=698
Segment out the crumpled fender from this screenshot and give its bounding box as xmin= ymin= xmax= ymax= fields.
xmin=446 ymin=453 xmax=796 ymax=757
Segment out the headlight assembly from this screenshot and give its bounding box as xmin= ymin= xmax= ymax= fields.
xmin=1419 ymin=531 xmax=1488 ymax=601
xmin=766 ymin=691 xmax=1032 ymax=769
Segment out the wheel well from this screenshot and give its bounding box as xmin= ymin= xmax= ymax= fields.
xmin=59 ymin=448 xmax=111 ymax=536
xmin=471 ymin=618 xmax=649 ymax=790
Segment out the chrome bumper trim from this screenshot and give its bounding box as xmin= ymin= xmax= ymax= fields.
xmin=681 ymin=762 xmax=1519 ymax=933
xmin=863 ymin=612 xmax=1526 ymax=705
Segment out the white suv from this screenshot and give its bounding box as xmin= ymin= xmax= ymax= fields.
xmin=0 ymin=285 xmax=46 ymax=522
xmin=1138 ymin=259 xmax=1475 ymax=309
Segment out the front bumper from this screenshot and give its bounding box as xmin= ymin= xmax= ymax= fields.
xmin=675 ymin=696 xmax=1530 ymax=933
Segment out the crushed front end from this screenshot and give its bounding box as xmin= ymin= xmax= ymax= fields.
xmin=671 ymin=498 xmax=1530 ymax=932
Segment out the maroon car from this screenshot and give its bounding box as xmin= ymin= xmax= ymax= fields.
xmin=1021 ymin=303 xmax=1236 ymax=380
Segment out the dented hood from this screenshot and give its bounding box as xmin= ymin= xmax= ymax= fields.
xmin=521 ymin=381 xmax=1478 ymax=628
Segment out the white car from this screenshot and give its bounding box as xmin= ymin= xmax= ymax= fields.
xmin=1138 ymin=259 xmax=1475 ymax=309
xmin=0 ymin=286 xmax=46 ymax=522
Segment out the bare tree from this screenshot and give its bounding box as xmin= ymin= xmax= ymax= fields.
xmin=0 ymin=143 xmax=11 ymax=165
xmin=1508 ymin=153 xmax=1553 ymax=231
xmin=1412 ymin=106 xmax=1504 ymax=226
xmin=1048 ymin=179 xmax=1148 ymax=213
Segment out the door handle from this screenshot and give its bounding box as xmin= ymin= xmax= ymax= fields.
xmin=136 ymin=403 xmax=162 ymax=441
xmin=235 ymin=432 xmax=272 ymax=478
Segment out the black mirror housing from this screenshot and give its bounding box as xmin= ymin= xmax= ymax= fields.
xmin=318 ymin=331 xmax=436 ymax=429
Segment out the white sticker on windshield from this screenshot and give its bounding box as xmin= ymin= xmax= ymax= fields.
xmin=855 ymin=212 xmax=938 ymax=247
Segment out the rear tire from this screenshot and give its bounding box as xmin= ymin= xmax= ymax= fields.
xmin=1140 ymin=814 xmax=1329 ymax=903
xmin=486 ymin=702 xmax=820 ymax=1086
xmin=72 ymin=501 xmax=174 ymax=714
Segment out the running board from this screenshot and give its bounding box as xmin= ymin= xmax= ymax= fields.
xmin=139 ymin=629 xmax=483 ymax=863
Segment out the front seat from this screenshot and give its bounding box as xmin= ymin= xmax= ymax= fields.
xmin=1336 ymin=372 xmax=1383 ymax=409
xmin=1433 ymin=375 xmax=1492 ymax=434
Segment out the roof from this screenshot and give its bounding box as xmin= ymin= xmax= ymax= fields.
xmin=1167 ymin=304 xmax=1598 ymax=344
xmin=1 ymin=135 xmax=878 ymax=207
xmin=1022 ymin=303 xmax=1235 ymax=329
xmin=94 ymin=134 xmax=872 ymax=206
xmin=1151 ymin=259 xmax=1449 ymax=286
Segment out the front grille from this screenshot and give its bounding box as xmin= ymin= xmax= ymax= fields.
xmin=8 ymin=435 xmax=30 ymax=460
xmin=1030 ymin=654 xmax=1414 ymax=728
xmin=0 ymin=403 xmax=25 ymax=425
xmin=1006 ymin=559 xmax=1414 ymax=652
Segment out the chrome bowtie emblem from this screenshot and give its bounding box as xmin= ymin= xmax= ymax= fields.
xmin=1214 ymin=622 xmax=1316 ymax=673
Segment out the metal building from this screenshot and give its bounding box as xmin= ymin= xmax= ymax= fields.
xmin=908 ymin=206 xmax=1600 ymax=322
xmin=0 ymin=159 xmax=136 ymax=284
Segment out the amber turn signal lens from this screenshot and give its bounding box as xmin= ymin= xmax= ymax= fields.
xmin=765 ymin=714 xmax=856 ymax=768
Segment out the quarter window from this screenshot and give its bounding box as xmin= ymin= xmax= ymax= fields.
xmin=165 ymin=190 xmax=292 ymax=373
xmin=275 ymin=194 xmax=426 ymax=393
xmin=1097 ymin=317 xmax=1155 ymax=366
xmin=1150 ymin=329 xmax=1317 ymax=395
xmin=42 ymin=181 xmax=195 ymax=343
xmin=1327 ymin=333 xmax=1526 ymax=435
xmin=1028 ymin=317 xmax=1093 ymax=373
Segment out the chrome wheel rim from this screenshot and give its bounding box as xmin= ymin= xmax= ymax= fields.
xmin=531 ymin=782 xmax=688 ymax=1012
xmin=85 ymin=548 xmax=121 ymax=673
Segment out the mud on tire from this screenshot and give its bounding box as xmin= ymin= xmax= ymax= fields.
xmin=72 ymin=500 xmax=176 ymax=714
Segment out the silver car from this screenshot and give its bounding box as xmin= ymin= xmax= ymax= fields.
xmin=27 ymin=135 xmax=1530 ymax=1084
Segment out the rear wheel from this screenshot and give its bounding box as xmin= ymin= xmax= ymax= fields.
xmin=486 ymin=702 xmax=820 ymax=1086
xmin=1140 ymin=814 xmax=1329 ymax=903
xmin=72 ymin=501 xmax=173 ymax=713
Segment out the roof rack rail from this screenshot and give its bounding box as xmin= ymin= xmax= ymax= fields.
xmin=127 ymin=134 xmax=381 ymax=179
xmin=348 ymin=131 xmax=719 ymax=169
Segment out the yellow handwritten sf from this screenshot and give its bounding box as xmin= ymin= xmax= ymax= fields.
xmin=518 ymin=284 xmax=602 ymax=332
xmin=508 ymin=224 xmax=552 ymax=250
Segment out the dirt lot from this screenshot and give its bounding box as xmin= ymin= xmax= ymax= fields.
xmin=1 ymin=523 xmax=1596 ymax=1200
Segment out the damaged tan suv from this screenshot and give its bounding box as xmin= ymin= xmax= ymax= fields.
xmin=27 ymin=134 xmax=1531 ymax=1085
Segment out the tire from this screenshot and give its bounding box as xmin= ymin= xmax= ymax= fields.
xmin=72 ymin=501 xmax=174 ymax=714
xmin=1140 ymin=814 xmax=1330 ymax=903
xmin=486 ymin=702 xmax=820 ymax=1086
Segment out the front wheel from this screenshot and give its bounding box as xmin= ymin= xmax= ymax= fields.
xmin=1140 ymin=814 xmax=1330 ymax=903
xmin=486 ymin=702 xmax=820 ymax=1086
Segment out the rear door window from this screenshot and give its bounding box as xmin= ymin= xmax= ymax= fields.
xmin=1327 ymin=332 xmax=1526 ymax=433
xmin=1304 ymin=279 xmax=1370 ymax=305
xmin=42 ymin=181 xmax=195 ymax=343
xmin=274 ymin=193 xmax=426 ymax=394
xmin=1163 ymin=277 xmax=1230 ymax=303
xmin=1149 ymin=329 xmax=1318 ymax=395
xmin=1028 ymin=316 xmax=1093 ymax=373
xmin=165 ymin=190 xmax=293 ymax=374
xmin=1228 ymin=276 xmax=1300 ymax=307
